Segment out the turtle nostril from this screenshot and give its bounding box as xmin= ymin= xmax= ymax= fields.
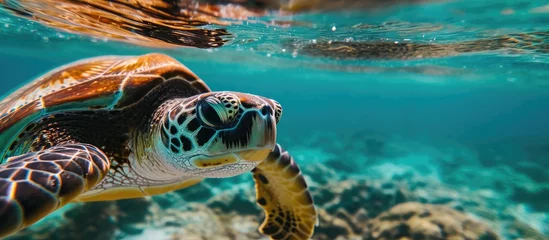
xmin=260 ymin=106 xmax=272 ymax=116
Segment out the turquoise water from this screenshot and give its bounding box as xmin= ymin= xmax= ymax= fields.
xmin=0 ymin=0 xmax=548 ymax=239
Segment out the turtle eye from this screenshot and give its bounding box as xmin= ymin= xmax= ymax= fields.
xmin=197 ymin=94 xmax=241 ymax=128
xmin=198 ymin=100 xmax=224 ymax=128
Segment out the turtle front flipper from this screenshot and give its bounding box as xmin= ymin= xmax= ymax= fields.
xmin=0 ymin=143 xmax=110 ymax=238
xmin=252 ymin=144 xmax=318 ymax=240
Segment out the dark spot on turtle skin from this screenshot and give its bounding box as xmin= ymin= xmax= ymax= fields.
xmin=257 ymin=173 xmax=269 ymax=184
xmin=195 ymin=127 xmax=216 ymax=146
xmin=170 ymin=138 xmax=181 ymax=147
xmin=260 ymin=105 xmax=272 ymax=116
xmin=272 ymin=232 xmax=287 ymax=239
xmin=262 ymin=224 xmax=279 ymax=235
xmin=24 ymin=123 xmax=36 ymax=131
xmin=177 ymin=114 xmax=186 ymax=125
xmin=275 ymin=217 xmax=284 ymax=225
xmin=179 ymin=135 xmax=193 ymax=151
xmin=170 ymin=145 xmax=179 ymax=154
xmin=257 ymin=197 xmax=267 ymax=206
xmin=282 ymin=224 xmax=290 ymax=233
xmin=170 ymin=125 xmax=178 ymax=135
xmin=8 ymin=141 xmax=17 ymax=151
xmin=186 ymin=118 xmax=200 ymax=132
xmin=241 ymin=102 xmax=254 ymax=109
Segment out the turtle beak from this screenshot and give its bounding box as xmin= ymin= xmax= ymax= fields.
xmin=237 ymin=148 xmax=274 ymax=162
xmin=201 ymin=108 xmax=277 ymax=162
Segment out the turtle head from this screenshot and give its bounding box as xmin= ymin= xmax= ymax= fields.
xmin=155 ymin=91 xmax=282 ymax=178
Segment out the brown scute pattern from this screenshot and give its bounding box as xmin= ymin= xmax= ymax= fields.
xmin=0 ymin=53 xmax=210 ymax=136
xmin=0 ymin=101 xmax=41 ymax=134
xmin=0 ymin=0 xmax=231 ymax=49
xmin=364 ymin=202 xmax=500 ymax=240
xmin=0 ymin=144 xmax=110 ymax=238
xmin=252 ymin=144 xmax=317 ymax=240
xmin=0 ymin=56 xmax=125 ymax=116
xmin=41 ymin=76 xmax=121 ymax=108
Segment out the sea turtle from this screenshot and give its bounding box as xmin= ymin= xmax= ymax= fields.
xmin=0 ymin=53 xmax=318 ymax=239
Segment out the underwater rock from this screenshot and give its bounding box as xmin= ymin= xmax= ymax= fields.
xmin=363 ymin=202 xmax=501 ymax=240
xmin=314 ymin=179 xmax=412 ymax=217
xmin=151 ymin=203 xmax=229 ymax=239
xmin=313 ymin=208 xmax=365 ymax=240
xmin=146 ymin=203 xmax=265 ymax=240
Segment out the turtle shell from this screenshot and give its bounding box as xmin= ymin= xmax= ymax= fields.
xmin=0 ymin=53 xmax=210 ymax=156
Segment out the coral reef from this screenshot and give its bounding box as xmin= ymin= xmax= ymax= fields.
xmin=363 ymin=202 xmax=499 ymax=240
xmin=7 ymin=131 xmax=549 ymax=240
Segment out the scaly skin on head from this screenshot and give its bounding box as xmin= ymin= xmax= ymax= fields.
xmin=132 ymin=91 xmax=283 ymax=181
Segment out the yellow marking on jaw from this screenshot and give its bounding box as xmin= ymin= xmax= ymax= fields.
xmin=192 ymin=153 xmax=239 ymax=168
xmin=238 ymin=149 xmax=272 ymax=162
xmin=141 ymin=178 xmax=202 ymax=196
xmin=73 ymin=178 xmax=203 ymax=202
